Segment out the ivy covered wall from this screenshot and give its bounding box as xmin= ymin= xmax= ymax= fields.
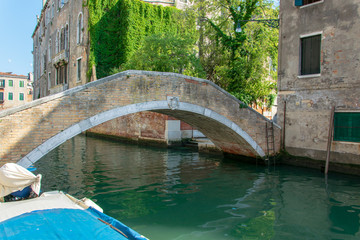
xmin=87 ymin=0 xmax=196 ymax=79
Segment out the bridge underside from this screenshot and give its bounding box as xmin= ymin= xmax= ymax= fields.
xmin=153 ymin=109 xmax=261 ymax=157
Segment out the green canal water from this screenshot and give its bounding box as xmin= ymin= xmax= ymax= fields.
xmin=34 ymin=135 xmax=360 ymax=240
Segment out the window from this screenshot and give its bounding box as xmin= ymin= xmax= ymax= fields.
xmin=56 ymin=64 xmax=68 ymax=85
xmin=65 ymin=24 xmax=69 ymax=50
xmin=77 ymin=13 xmax=83 ymax=44
xmin=45 ymin=7 xmax=50 ymax=25
xmin=19 ymin=93 xmax=24 ymax=101
xmin=60 ymin=27 xmax=65 ymax=51
xmin=20 ymin=80 xmax=25 ymax=87
xmin=48 ymin=72 xmax=51 ymax=89
xmin=63 ymin=65 xmax=68 ymax=84
xmin=48 ymin=39 xmax=52 ymax=62
xmin=8 ymin=80 xmax=13 ymax=87
xmin=300 ymin=34 xmax=321 ymax=75
xmin=295 ymin=0 xmax=322 ymax=6
xmin=56 ymin=30 xmax=59 ymax=53
xmin=0 ymin=92 xmax=3 ymax=102
xmin=77 ymin=58 xmax=82 ymax=81
xmin=59 ymin=0 xmax=64 ymax=8
xmin=0 ymin=79 xmax=5 ymax=88
xmin=334 ymin=112 xmax=360 ymax=142
xmin=43 ymin=54 xmax=47 ymax=74
xmin=8 ymin=92 xmax=13 ymax=100
xmin=51 ymin=2 xmax=55 ymax=18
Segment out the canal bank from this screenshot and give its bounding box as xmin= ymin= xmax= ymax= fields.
xmin=86 ymin=130 xmax=360 ymax=176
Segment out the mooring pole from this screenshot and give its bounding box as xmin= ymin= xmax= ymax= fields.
xmin=282 ymin=100 xmax=287 ymax=150
xmin=325 ymin=106 xmax=335 ymax=175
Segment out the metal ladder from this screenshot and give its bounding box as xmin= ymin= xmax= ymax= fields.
xmin=265 ymin=122 xmax=275 ymax=163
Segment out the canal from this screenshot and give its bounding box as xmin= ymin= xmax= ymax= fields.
xmin=34 ymin=135 xmax=360 ymax=240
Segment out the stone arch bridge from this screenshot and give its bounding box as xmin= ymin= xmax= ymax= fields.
xmin=0 ymin=70 xmax=281 ymax=168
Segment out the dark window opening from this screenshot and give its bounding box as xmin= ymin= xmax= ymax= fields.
xmin=77 ymin=58 xmax=81 ymax=81
xmin=295 ymin=0 xmax=321 ymax=6
xmin=300 ymin=35 xmax=321 ymax=75
xmin=56 ymin=64 xmax=68 ymax=85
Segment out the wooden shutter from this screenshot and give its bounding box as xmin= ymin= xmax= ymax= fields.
xmin=334 ymin=112 xmax=360 ymax=142
xmin=301 ymin=35 xmax=321 ymax=75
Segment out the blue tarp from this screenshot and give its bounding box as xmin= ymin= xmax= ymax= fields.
xmin=0 ymin=207 xmax=148 ymax=240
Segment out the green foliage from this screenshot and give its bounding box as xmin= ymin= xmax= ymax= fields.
xmin=192 ymin=0 xmax=279 ymax=108
xmin=87 ymin=0 xmax=197 ymax=79
xmin=112 ymin=33 xmax=206 ymax=78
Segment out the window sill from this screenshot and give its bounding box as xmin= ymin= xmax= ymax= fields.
xmin=300 ymin=0 xmax=324 ymax=9
xmin=333 ymin=140 xmax=360 ymax=145
xmin=297 ymin=73 xmax=321 ymax=79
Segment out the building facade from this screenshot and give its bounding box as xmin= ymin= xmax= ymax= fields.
xmin=0 ymin=72 xmax=33 ymax=110
xmin=278 ymin=0 xmax=360 ymax=166
xmin=32 ymin=0 xmax=190 ymax=99
xmin=32 ymin=0 xmax=90 ymax=99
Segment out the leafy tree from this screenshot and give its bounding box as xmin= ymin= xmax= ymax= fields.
xmin=113 ymin=33 xmax=206 ymax=78
xmin=189 ymin=0 xmax=279 ymax=107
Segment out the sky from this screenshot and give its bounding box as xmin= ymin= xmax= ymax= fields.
xmin=0 ymin=1 xmax=43 ymax=76
xmin=0 ymin=0 xmax=279 ymax=76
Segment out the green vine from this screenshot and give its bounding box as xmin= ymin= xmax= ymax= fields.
xmin=87 ymin=0 xmax=196 ymax=79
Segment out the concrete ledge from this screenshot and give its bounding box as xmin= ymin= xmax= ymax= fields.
xmin=280 ymin=150 xmax=360 ymax=176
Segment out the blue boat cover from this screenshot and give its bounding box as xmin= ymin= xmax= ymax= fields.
xmin=0 ymin=207 xmax=148 ymax=240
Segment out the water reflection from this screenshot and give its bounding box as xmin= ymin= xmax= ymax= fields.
xmin=34 ymin=135 xmax=360 ymax=240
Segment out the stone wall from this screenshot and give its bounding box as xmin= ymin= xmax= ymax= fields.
xmin=277 ymin=0 xmax=360 ymax=165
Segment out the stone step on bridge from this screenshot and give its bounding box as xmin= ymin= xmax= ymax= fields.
xmin=0 ymin=70 xmax=281 ymax=168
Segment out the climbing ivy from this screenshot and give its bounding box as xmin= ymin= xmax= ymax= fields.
xmin=87 ymin=0 xmax=196 ymax=79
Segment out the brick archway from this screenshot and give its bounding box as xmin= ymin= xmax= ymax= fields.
xmin=0 ymin=70 xmax=281 ymax=167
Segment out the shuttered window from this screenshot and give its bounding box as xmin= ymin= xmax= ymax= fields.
xmin=334 ymin=112 xmax=360 ymax=142
xmin=300 ymin=35 xmax=321 ymax=75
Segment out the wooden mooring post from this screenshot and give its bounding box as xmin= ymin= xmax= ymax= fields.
xmin=325 ymin=106 xmax=335 ymax=175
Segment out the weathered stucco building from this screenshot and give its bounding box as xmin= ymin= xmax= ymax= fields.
xmin=32 ymin=0 xmax=90 ymax=99
xmin=0 ymin=72 xmax=33 ymax=110
xmin=278 ymin=0 xmax=360 ymax=169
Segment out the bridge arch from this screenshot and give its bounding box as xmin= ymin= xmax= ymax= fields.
xmin=17 ymin=101 xmax=265 ymax=168
xmin=0 ymin=70 xmax=280 ymax=167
